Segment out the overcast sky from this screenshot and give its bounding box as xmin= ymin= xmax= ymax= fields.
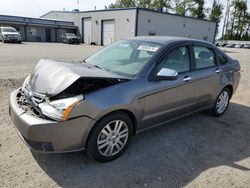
xmin=0 ymin=0 xmax=249 ymax=38
xmin=0 ymin=0 xmax=115 ymax=17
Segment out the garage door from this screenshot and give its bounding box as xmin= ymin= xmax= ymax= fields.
xmin=83 ymin=18 xmax=91 ymax=44
xmin=102 ymin=20 xmax=115 ymax=46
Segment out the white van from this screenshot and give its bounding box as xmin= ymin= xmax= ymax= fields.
xmin=0 ymin=27 xmax=22 ymax=43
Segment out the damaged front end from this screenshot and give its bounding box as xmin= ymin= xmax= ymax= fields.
xmin=18 ymin=59 xmax=130 ymax=121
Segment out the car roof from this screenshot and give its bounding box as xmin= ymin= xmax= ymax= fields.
xmin=126 ymin=36 xmax=212 ymax=45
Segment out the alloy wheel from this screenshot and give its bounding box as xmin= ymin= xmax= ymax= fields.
xmin=216 ymin=91 xmax=229 ymax=114
xmin=97 ymin=120 xmax=129 ymax=157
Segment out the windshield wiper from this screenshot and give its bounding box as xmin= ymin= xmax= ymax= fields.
xmin=94 ymin=65 xmax=102 ymax=69
xmin=82 ymin=60 xmax=109 ymax=72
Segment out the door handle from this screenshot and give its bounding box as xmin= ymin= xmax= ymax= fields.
xmin=183 ymin=76 xmax=191 ymax=82
xmin=215 ymin=68 xmax=222 ymax=73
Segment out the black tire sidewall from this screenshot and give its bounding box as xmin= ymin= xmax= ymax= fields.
xmin=213 ymin=88 xmax=230 ymax=117
xmin=87 ymin=112 xmax=133 ymax=162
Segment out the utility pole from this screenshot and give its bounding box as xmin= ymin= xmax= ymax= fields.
xmin=77 ymin=0 xmax=80 ymax=10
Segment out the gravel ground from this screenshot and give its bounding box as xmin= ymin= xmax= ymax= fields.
xmin=0 ymin=43 xmax=250 ymax=188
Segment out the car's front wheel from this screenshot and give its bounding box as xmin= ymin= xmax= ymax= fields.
xmin=87 ymin=112 xmax=133 ymax=162
xmin=212 ymin=88 xmax=231 ymax=117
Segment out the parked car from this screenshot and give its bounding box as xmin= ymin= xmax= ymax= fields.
xmin=234 ymin=44 xmax=244 ymax=48
xmin=0 ymin=27 xmax=22 ymax=43
xmin=9 ymin=36 xmax=240 ymax=162
xmin=226 ymin=43 xmax=236 ymax=48
xmin=220 ymin=41 xmax=227 ymax=47
xmin=243 ymin=44 xmax=250 ymax=49
xmin=61 ymin=33 xmax=80 ymax=44
xmin=215 ymin=40 xmax=220 ymax=46
xmin=215 ymin=40 xmax=226 ymax=47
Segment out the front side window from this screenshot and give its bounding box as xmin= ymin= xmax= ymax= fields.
xmin=193 ymin=46 xmax=216 ymax=69
xmin=157 ymin=46 xmax=190 ymax=73
xmin=85 ymin=40 xmax=162 ymax=76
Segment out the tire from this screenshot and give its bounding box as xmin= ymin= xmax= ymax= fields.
xmin=212 ymin=88 xmax=231 ymax=117
xmin=87 ymin=112 xmax=133 ymax=162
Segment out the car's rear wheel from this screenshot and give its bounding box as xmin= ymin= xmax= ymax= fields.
xmin=87 ymin=112 xmax=133 ymax=162
xmin=212 ymin=88 xmax=230 ymax=117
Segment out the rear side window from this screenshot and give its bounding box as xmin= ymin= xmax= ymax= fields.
xmin=193 ymin=46 xmax=216 ymax=69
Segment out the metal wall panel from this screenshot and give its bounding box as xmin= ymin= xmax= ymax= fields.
xmin=42 ymin=8 xmax=216 ymax=45
xmin=136 ymin=9 xmax=216 ymax=44
xmin=102 ymin=20 xmax=115 ymax=46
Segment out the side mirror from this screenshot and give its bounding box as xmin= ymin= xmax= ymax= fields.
xmin=151 ymin=68 xmax=178 ymax=81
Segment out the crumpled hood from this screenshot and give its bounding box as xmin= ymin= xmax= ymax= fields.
xmin=27 ymin=59 xmax=129 ymax=97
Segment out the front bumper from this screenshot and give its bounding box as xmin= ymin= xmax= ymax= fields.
xmin=68 ymin=38 xmax=80 ymax=44
xmin=3 ymin=37 xmax=21 ymax=42
xmin=9 ymin=89 xmax=95 ymax=153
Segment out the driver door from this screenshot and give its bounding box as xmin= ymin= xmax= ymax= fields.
xmin=141 ymin=45 xmax=196 ymax=129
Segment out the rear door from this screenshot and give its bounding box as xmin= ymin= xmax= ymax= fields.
xmin=190 ymin=43 xmax=221 ymax=108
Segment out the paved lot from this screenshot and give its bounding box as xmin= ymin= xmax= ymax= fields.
xmin=0 ymin=42 xmax=102 ymax=79
xmin=0 ymin=42 xmax=250 ymax=188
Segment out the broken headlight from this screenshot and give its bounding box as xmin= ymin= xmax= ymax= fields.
xmin=38 ymin=95 xmax=83 ymax=121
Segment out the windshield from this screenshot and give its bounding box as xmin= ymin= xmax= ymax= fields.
xmin=85 ymin=40 xmax=162 ymax=76
xmin=66 ymin=33 xmax=76 ymax=37
xmin=2 ymin=27 xmax=17 ymax=33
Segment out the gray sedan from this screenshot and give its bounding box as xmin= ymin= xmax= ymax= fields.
xmin=9 ymin=36 xmax=240 ymax=162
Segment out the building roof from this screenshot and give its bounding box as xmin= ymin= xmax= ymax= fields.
xmin=41 ymin=7 xmax=216 ymax=24
xmin=0 ymin=14 xmax=77 ymax=28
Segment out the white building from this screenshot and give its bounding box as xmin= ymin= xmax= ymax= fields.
xmin=41 ymin=8 xmax=217 ymax=46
